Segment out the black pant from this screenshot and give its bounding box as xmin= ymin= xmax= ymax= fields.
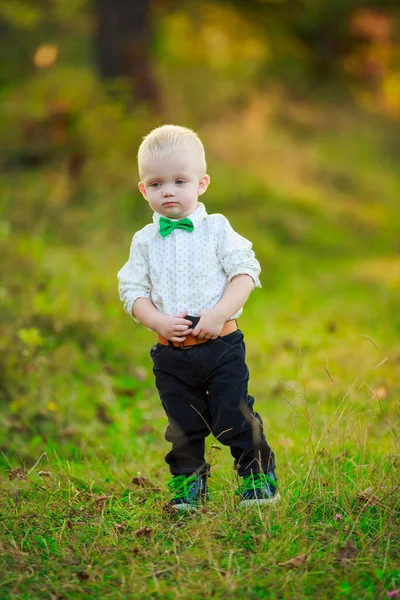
xmin=150 ymin=328 xmax=276 ymax=477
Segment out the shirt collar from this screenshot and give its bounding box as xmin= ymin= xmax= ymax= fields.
xmin=152 ymin=202 xmax=208 ymax=229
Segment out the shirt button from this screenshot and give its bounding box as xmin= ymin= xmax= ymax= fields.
xmin=178 ymin=296 xmax=185 ymax=302
xmin=178 ymin=265 xmax=184 ymax=272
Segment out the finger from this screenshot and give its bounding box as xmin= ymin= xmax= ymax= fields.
xmin=173 ymin=310 xmax=188 ymax=319
xmin=173 ymin=330 xmax=192 ymax=337
xmin=175 ymin=325 xmax=192 ymax=332
xmin=170 ymin=335 xmax=187 ymax=343
xmin=192 ymin=320 xmax=202 ymax=336
xmin=177 ymin=319 xmax=193 ymax=326
xmin=196 ymin=329 xmax=205 ymax=339
xmin=210 ymin=335 xmax=218 ymax=340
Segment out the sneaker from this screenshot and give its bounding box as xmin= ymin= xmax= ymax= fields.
xmin=167 ymin=473 xmax=208 ymax=511
xmin=237 ymin=471 xmax=280 ymax=507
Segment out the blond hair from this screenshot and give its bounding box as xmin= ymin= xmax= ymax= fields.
xmin=138 ymin=124 xmax=207 ymax=178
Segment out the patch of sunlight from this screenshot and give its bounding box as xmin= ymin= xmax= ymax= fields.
xmin=351 ymin=257 xmax=400 ymax=288
xmin=160 ymin=3 xmax=267 ymax=69
xmin=278 ymin=435 xmax=295 ymax=449
xmin=334 ymin=196 xmax=388 ymax=228
xmin=203 ymin=90 xmax=397 ymax=224
xmin=204 ymin=94 xmax=325 ymax=206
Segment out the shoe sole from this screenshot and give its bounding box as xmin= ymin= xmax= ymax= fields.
xmin=169 ymin=493 xmax=209 ymax=512
xmin=171 ymin=503 xmax=200 ymax=512
xmin=239 ymin=493 xmax=280 ymax=507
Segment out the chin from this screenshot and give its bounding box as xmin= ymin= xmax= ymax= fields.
xmin=165 ymin=209 xmax=182 ymax=217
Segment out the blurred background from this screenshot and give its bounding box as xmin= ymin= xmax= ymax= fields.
xmin=0 ymin=0 xmax=399 ymax=467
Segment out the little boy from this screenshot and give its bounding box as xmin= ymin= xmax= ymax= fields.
xmin=118 ymin=125 xmax=279 ymax=510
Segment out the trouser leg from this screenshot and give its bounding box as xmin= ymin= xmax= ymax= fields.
xmin=151 ymin=346 xmax=211 ymax=476
xmin=206 ymin=332 xmax=276 ymax=476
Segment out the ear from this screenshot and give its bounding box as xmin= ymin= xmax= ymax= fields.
xmin=138 ymin=181 xmax=148 ymax=199
xmin=198 ymin=174 xmax=210 ymax=196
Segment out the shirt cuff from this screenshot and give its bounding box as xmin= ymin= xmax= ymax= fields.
xmin=125 ymin=294 xmax=151 ymax=323
xmin=228 ymin=270 xmax=262 ymax=289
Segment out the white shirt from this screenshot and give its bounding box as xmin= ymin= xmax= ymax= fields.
xmin=117 ymin=202 xmax=261 ymax=320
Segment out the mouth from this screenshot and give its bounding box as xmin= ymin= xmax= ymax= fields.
xmin=163 ymin=202 xmax=178 ymax=207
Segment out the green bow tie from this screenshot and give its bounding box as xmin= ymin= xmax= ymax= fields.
xmin=159 ymin=216 xmax=194 ymax=238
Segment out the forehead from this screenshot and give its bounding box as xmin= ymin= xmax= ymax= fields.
xmin=141 ymin=150 xmax=201 ymax=180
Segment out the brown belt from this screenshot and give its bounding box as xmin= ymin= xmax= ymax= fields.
xmin=158 ymin=319 xmax=237 ymax=348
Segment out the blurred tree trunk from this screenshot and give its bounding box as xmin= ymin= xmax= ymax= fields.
xmin=95 ymin=0 xmax=159 ymax=108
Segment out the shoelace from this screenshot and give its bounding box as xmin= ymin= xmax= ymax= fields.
xmin=238 ymin=472 xmax=277 ymax=494
xmin=167 ymin=474 xmax=199 ymax=498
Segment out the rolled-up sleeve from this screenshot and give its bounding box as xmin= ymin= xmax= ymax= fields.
xmin=117 ymin=233 xmax=152 ymax=319
xmin=216 ymin=217 xmax=262 ymax=288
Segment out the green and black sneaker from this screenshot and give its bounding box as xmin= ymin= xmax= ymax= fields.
xmin=167 ymin=473 xmax=208 ymax=511
xmin=237 ymin=471 xmax=280 ymax=507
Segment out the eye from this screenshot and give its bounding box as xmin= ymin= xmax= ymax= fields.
xmin=176 ymin=179 xmax=185 ymax=185
xmin=150 ymin=182 xmax=161 ymax=188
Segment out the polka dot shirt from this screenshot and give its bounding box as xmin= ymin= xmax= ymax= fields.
xmin=117 ymin=202 xmax=261 ymax=320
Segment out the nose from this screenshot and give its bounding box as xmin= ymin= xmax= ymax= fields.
xmin=162 ymin=184 xmax=175 ymax=198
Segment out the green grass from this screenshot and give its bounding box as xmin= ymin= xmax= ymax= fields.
xmin=0 ymin=84 xmax=399 ymax=598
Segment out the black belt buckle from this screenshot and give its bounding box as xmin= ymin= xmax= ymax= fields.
xmin=186 ymin=315 xmax=200 ymax=329
xmin=181 ymin=315 xmax=201 ymax=348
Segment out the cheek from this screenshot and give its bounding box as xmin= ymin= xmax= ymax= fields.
xmin=184 ymin=184 xmax=197 ymax=195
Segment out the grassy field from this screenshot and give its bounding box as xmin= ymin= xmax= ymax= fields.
xmin=0 ymin=89 xmax=399 ymax=599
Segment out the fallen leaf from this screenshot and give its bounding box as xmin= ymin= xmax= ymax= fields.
xmin=278 ymin=553 xmax=308 ymax=568
xmin=113 ymin=387 xmax=136 ymax=397
xmin=337 ymin=541 xmax=358 ymax=565
xmin=9 ymin=468 xmax=26 ymax=480
xmin=162 ymin=502 xmax=176 ymax=514
xmin=334 ymin=450 xmax=349 ymax=461
xmin=134 ymin=526 xmax=153 ymax=538
xmin=6 ymin=419 xmax=30 ymax=433
xmin=76 ymin=570 xmax=89 ymax=581
xmin=38 ymin=470 xmax=52 ymax=478
xmin=136 ymin=425 xmax=155 ymax=435
xmin=132 ymin=476 xmax=155 ymax=488
xmin=95 ymin=404 xmax=113 ymax=425
xmin=59 ymin=427 xmax=77 ymax=438
xmin=357 ymin=487 xmax=380 ymax=505
xmin=66 ymin=520 xmax=86 ymax=527
xmin=91 ymin=494 xmax=110 ymax=505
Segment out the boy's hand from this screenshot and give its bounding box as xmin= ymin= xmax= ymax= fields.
xmin=157 ymin=310 xmax=193 ymax=343
xmin=192 ymin=309 xmax=225 ymax=340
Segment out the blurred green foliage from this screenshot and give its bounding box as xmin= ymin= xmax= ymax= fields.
xmin=0 ymin=4 xmax=399 ymax=598
xmin=1 ymin=0 xmax=400 ymax=110
xmin=0 ymin=0 xmax=399 ymax=461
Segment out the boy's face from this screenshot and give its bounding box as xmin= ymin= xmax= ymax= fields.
xmin=138 ymin=150 xmax=210 ymax=219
